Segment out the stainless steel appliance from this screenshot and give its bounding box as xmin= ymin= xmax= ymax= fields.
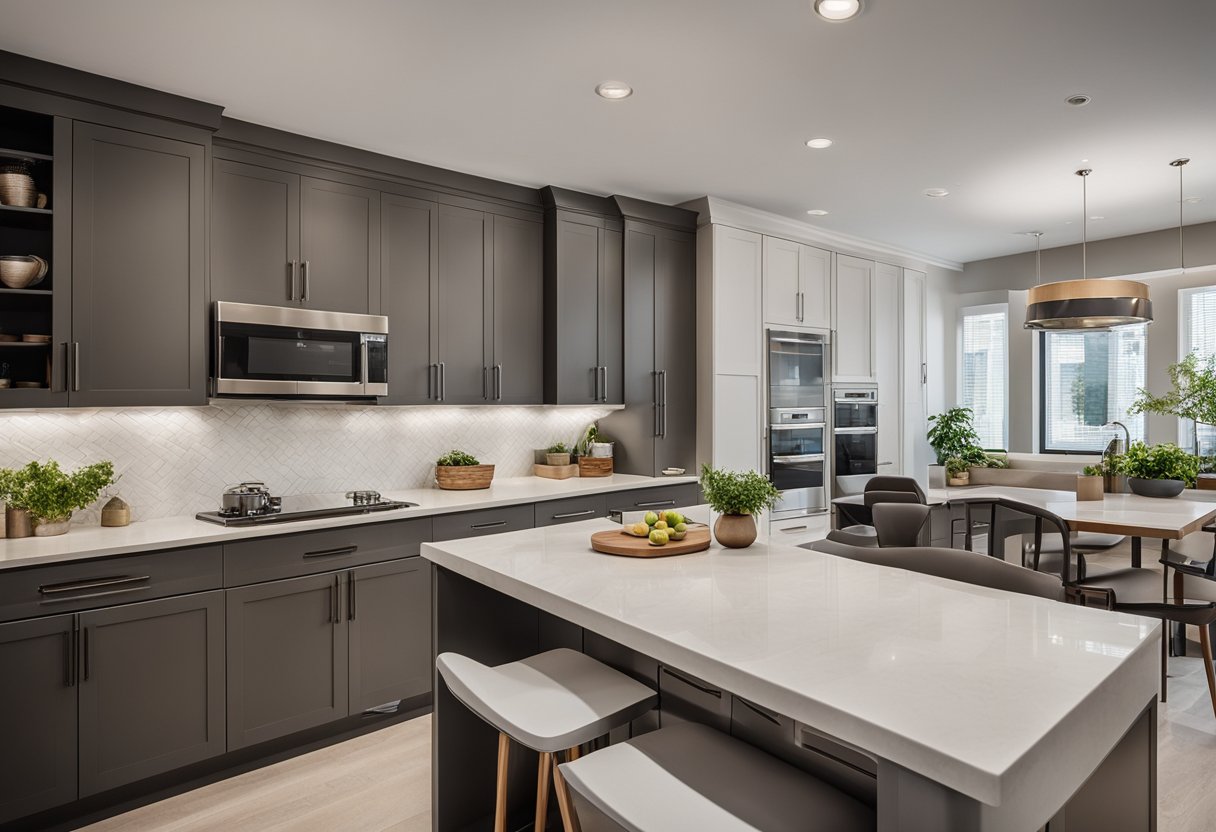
xmin=833 ymin=387 xmax=878 ymax=496
xmin=213 ymin=302 xmax=388 ymax=399
xmin=766 ymin=330 xmax=829 ymax=518
xmin=197 ymin=487 xmax=415 ymax=526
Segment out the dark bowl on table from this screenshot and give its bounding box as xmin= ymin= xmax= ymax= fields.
xmin=1127 ymin=477 xmax=1185 ymax=498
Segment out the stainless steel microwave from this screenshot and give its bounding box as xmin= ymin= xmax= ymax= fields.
xmin=212 ymin=302 xmax=388 ymax=399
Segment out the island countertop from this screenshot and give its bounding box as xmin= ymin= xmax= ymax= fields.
xmin=422 ymin=518 xmax=1160 ymax=829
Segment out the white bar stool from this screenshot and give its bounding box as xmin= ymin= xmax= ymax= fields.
xmin=437 ymin=647 xmax=658 ymax=832
xmin=558 ymin=721 xmax=876 ymax=832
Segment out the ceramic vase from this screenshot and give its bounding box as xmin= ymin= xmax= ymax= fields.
xmin=33 ymin=514 xmax=71 ymax=536
xmin=714 ymin=513 xmax=757 ymax=548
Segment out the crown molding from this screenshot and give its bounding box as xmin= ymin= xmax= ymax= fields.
xmin=679 ymin=196 xmax=963 ymax=272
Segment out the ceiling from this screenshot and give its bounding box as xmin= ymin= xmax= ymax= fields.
xmin=1 ymin=0 xmax=1213 ymax=265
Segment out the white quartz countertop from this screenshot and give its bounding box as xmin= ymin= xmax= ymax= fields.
xmin=421 ymin=519 xmax=1160 ymax=827
xmin=0 ymin=475 xmax=696 ymax=571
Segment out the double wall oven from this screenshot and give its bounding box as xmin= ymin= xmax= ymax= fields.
xmin=833 ymin=387 xmax=879 ymax=496
xmin=766 ymin=330 xmax=828 ymax=519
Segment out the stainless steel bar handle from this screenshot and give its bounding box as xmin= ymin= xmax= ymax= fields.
xmin=40 ymin=575 xmax=151 ymax=595
xmin=835 ymin=426 xmax=878 ymax=434
xmin=63 ymin=630 xmax=73 ymax=687
xmin=360 ymin=341 xmax=369 ymax=386
xmin=653 ymin=371 xmax=661 ymax=437
xmin=471 ymin=520 xmax=507 ymax=530
xmin=72 ymin=342 xmax=80 ymax=392
xmin=438 ymin=362 xmax=446 ymax=401
xmin=659 ymin=370 xmax=667 ymax=437
xmin=552 ymin=509 xmax=596 ymax=520
xmin=348 ymin=572 xmax=356 ymax=622
xmin=428 ymin=364 xmax=435 ymax=400
xmin=796 ymin=292 xmax=803 ymax=322
xmin=592 ymin=366 xmax=600 ymax=401
xmin=82 ymin=627 xmax=90 ymax=682
xmin=330 ymin=574 xmax=339 ymax=624
xmin=287 ymin=260 xmax=298 ymax=301
xmin=773 ymin=454 xmax=826 ymax=464
xmin=495 ymin=364 xmax=503 ymax=401
xmin=57 ymin=342 xmax=69 ymax=393
xmin=301 ymin=260 xmax=310 ymax=301
xmin=482 ymin=366 xmax=488 ymax=400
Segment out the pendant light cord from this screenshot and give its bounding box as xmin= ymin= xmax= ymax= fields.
xmin=1172 ymin=158 xmax=1189 ymax=270
xmin=1077 ymin=168 xmax=1091 ymax=280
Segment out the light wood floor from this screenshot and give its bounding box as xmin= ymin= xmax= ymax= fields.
xmin=86 ymin=541 xmax=1216 ymax=832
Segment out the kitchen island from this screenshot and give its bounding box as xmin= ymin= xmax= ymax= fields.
xmin=422 ymin=517 xmax=1161 ymax=832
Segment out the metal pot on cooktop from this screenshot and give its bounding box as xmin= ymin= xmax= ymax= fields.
xmin=220 ymin=482 xmax=280 ymax=517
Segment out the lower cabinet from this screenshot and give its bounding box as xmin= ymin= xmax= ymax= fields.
xmin=78 ymin=591 xmax=226 ymax=796
xmin=0 ymin=614 xmax=77 ymax=824
xmin=226 ymin=560 xmax=432 ymax=750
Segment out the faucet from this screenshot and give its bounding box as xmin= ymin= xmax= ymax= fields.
xmin=1104 ymin=421 xmax=1130 ymax=458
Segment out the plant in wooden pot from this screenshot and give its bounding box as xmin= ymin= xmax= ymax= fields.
xmin=1077 ymin=465 xmax=1104 ymax=501
xmin=545 ymin=442 xmax=571 ymax=467
xmin=700 ymin=464 xmax=780 ymax=549
xmin=576 ymin=424 xmax=613 ymax=477
xmin=2 ymin=460 xmax=114 ymax=536
xmin=435 ymin=450 xmax=495 ymax=491
xmin=1118 ymin=441 xmax=1197 ymax=498
xmin=945 ymin=457 xmax=971 ymax=487
xmin=927 ymin=407 xmax=981 ymax=487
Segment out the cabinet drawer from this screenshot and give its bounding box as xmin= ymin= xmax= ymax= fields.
xmin=535 ymin=494 xmax=608 ymax=527
xmin=0 ymin=546 xmax=222 ymax=624
xmin=432 ymin=504 xmax=535 ymax=541
xmin=606 ymin=483 xmax=700 ymax=515
xmin=769 ymin=515 xmax=831 ymax=548
xmin=224 ymin=518 xmax=432 ymax=587
xmin=658 ymin=664 xmax=730 ymax=732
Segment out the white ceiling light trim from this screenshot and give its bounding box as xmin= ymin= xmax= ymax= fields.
xmin=924 ymin=188 xmax=950 ymax=198
xmin=806 ymin=209 xmax=829 ymax=215
xmin=594 ymin=81 xmax=633 ymax=100
xmin=805 ymin=137 xmax=834 ymax=149
xmin=813 ymin=0 xmax=861 ymax=22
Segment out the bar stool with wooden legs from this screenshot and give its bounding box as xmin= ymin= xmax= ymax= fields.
xmin=437 ymin=648 xmax=658 ymax=832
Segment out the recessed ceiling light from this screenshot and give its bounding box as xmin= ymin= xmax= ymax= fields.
xmin=924 ymin=188 xmax=950 ymax=198
xmin=813 ymin=0 xmax=861 ymax=21
xmin=1089 ymin=215 xmax=1104 ymax=221
xmin=805 ymin=137 xmax=834 ymax=149
xmin=1066 ymin=94 xmax=1092 ymax=106
xmin=1184 ymin=196 xmax=1203 ymax=204
xmin=806 ymin=209 xmax=829 ymax=216
xmin=595 ymin=81 xmax=633 ymax=100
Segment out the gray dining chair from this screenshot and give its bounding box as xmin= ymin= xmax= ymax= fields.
xmin=826 ymin=503 xmax=930 ymax=549
xmin=835 ymin=476 xmax=928 ymax=544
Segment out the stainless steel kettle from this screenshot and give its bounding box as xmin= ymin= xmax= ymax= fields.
xmin=222 ymin=482 xmax=273 ymax=516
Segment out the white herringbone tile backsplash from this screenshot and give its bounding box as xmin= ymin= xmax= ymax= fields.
xmin=0 ymin=403 xmax=614 ymax=523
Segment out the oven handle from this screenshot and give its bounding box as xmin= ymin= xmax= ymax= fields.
xmin=360 ymin=340 xmax=369 ymax=387
xmin=772 ymin=454 xmax=826 ymax=464
xmin=770 ymin=423 xmax=826 ymax=431
xmin=834 ymin=427 xmax=878 ymax=435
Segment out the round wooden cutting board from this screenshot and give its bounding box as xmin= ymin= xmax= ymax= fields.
xmin=590 ymin=525 xmax=711 ymax=558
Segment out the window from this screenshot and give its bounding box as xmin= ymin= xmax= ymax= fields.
xmin=959 ymin=305 xmax=1007 ymax=449
xmin=1041 ymin=325 xmax=1146 ymax=452
xmin=1179 ymin=285 xmax=1216 ymax=453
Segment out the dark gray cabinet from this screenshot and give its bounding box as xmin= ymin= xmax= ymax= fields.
xmin=437 ymin=203 xmax=491 ymax=404
xmin=489 ymin=214 xmax=544 ymax=404
xmin=210 ymin=158 xmax=378 ymax=314
xmin=542 ymin=188 xmax=623 ymax=404
xmin=71 ymin=122 xmax=206 ymax=406
xmin=381 ymin=193 xmax=438 ymax=404
xmin=77 ymin=591 xmax=225 ymax=795
xmin=433 ymin=504 xmax=535 ymax=541
xmin=602 ymin=202 xmax=697 ymax=476
xmin=0 ymin=614 xmax=77 ymax=824
xmin=226 ymin=572 xmax=348 ymax=750
xmin=534 ymin=493 xmax=608 ymax=527
xmin=348 ymin=558 xmax=431 ymax=712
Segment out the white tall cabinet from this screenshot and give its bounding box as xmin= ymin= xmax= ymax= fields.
xmin=832 ymin=255 xmax=875 ymax=383
xmin=901 ymin=269 xmax=930 ymax=487
xmin=763 ymin=236 xmax=831 ymax=330
xmin=874 ymin=262 xmax=902 ymax=474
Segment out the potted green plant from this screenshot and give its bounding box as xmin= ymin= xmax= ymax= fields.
xmin=576 ymin=424 xmax=614 ymax=477
xmin=435 ymin=449 xmax=495 ymax=491
xmin=1117 ymin=441 xmax=1198 ymax=498
xmin=927 ymin=407 xmax=983 ymax=465
xmin=545 ymin=442 xmax=571 ymax=467
xmin=945 ymin=457 xmax=971 ymax=487
xmin=699 ymin=464 xmax=780 ymax=549
xmin=1130 ymin=352 xmax=1216 ymax=456
xmin=0 ymin=460 xmax=114 ymax=536
xmin=1077 ymin=464 xmax=1104 ymax=501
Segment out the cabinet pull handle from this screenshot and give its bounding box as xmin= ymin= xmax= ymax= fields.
xmin=592 ymin=366 xmax=600 ymax=401
xmin=653 ymin=371 xmax=661 ymax=437
xmin=40 ymin=575 xmax=151 ymax=596
xmin=634 ymin=499 xmax=675 ymax=508
xmin=348 ymin=572 xmax=357 ymax=621
xmin=438 ymin=362 xmax=446 ymax=401
xmin=63 ymin=630 xmax=73 ymax=687
xmin=552 ymin=509 xmax=596 ymax=520
xmin=482 ymin=366 xmax=488 ymax=400
xmin=72 ymin=342 xmax=80 ymax=392
xmin=600 ymin=366 xmax=608 ymax=402
xmin=660 ymin=665 xmax=721 ymax=698
xmin=57 ymin=342 xmax=69 ymax=393
xmin=796 ymin=292 xmax=803 ymax=322
xmin=301 ymin=260 xmax=310 ymax=301
xmin=495 ymin=364 xmax=503 ymax=401
xmin=737 ymin=696 xmax=781 ymax=726
xmin=658 ymin=370 xmax=667 ymax=437
xmin=287 ymin=260 xmax=298 ymax=301
xmin=428 ymin=363 xmax=436 ymax=400
xmin=471 ymin=520 xmax=507 ymax=530
xmin=82 ymin=627 xmax=91 ymax=682
xmin=304 ymin=545 xmax=358 ymax=559
xmin=779 ymin=525 xmax=809 ymax=533
xmin=331 ymin=574 xmax=339 ymax=624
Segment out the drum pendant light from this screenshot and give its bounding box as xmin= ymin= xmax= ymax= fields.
xmin=1024 ymin=168 xmax=1153 ymax=330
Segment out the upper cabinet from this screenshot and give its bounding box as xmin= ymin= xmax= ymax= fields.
xmin=380 ymin=194 xmax=437 ymax=405
xmin=832 ymin=254 xmax=875 ymax=383
xmin=873 ymin=262 xmax=902 ymax=474
xmin=489 ymin=213 xmax=544 ymax=404
xmin=211 ymin=159 xmax=378 ymax=314
xmin=762 ymin=236 xmax=830 ymax=330
xmin=541 ymin=187 xmax=623 ymax=405
xmin=71 ymin=123 xmax=206 ymax=407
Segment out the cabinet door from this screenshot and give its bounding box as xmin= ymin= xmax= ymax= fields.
xmin=71 ymin=123 xmax=205 ymax=406
xmin=654 ymin=228 xmax=697 ymax=474
xmin=799 ymin=245 xmax=832 ymax=329
xmin=491 ymin=214 xmax=543 ymax=404
xmin=874 ymin=263 xmax=902 ymax=475
xmin=226 ymin=572 xmax=347 ymax=750
xmin=551 ymin=218 xmax=601 ymax=403
xmin=300 ymin=176 xmax=380 ymax=314
xmin=0 ymin=615 xmax=76 ymax=824
xmin=77 ymin=592 xmax=225 ymax=796
xmin=437 ymin=204 xmax=490 ymax=404
xmin=598 ymin=226 xmax=624 ymax=403
xmin=381 ymin=194 xmax=438 ymax=405
xmin=612 ymin=223 xmax=658 ymax=476
xmin=211 ymin=159 xmax=301 ymax=306
xmin=762 ymin=236 xmax=801 ymax=328
xmin=348 ymin=559 xmax=431 ymax=713
xmin=902 ymin=269 xmax=929 ymax=486
xmin=833 ymin=255 xmax=875 ymax=383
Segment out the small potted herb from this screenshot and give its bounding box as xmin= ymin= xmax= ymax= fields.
xmin=0 ymin=460 xmax=115 ymax=537
xmin=576 ymin=424 xmax=614 ymax=477
xmin=1077 ymin=464 xmax=1104 ymax=501
xmin=545 ymin=442 xmax=571 ymax=467
xmin=435 ymin=449 xmax=495 ymax=491
xmin=945 ymin=457 xmax=971 ymax=487
xmin=700 ymin=464 xmax=780 ymax=549
xmin=1118 ymin=441 xmax=1197 ymax=498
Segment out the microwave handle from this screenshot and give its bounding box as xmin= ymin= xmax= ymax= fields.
xmin=360 ymin=340 xmax=369 ymax=386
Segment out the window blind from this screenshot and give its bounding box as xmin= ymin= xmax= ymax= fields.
xmin=1042 ymin=324 xmax=1146 ymax=452
xmin=1180 ymin=285 xmax=1216 ymax=453
xmin=960 ymin=308 xmax=1007 ymax=448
